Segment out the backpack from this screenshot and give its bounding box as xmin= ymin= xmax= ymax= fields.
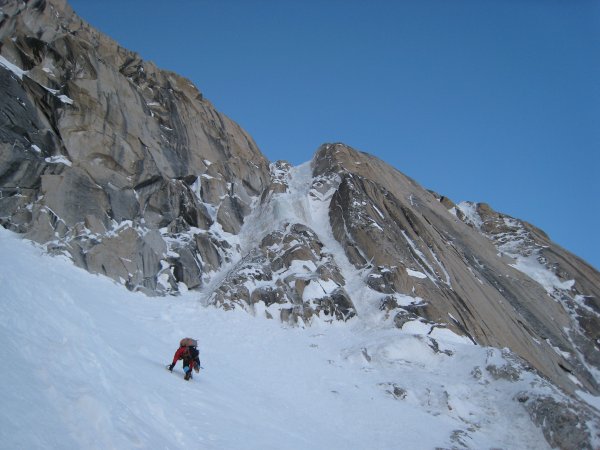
xmin=180 ymin=337 xmax=197 ymax=347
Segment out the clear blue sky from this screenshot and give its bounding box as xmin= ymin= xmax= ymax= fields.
xmin=69 ymin=0 xmax=599 ymax=270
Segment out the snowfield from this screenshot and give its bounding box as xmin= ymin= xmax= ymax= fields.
xmin=0 ymin=227 xmax=556 ymax=450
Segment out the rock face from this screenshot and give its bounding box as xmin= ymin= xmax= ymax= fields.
xmin=0 ymin=0 xmax=270 ymax=293
xmin=310 ymin=143 xmax=600 ymax=448
xmin=2 ymin=2 xmax=600 ymax=448
xmin=312 ymin=143 xmax=600 ymax=398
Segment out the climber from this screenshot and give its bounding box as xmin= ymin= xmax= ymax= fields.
xmin=167 ymin=338 xmax=201 ymax=380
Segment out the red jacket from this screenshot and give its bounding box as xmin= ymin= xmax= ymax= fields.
xmin=171 ymin=346 xmax=198 ymax=370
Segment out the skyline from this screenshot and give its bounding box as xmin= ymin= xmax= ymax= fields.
xmin=69 ymin=0 xmax=600 ymax=270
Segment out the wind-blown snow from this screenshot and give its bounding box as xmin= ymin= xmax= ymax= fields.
xmin=0 ymin=191 xmax=564 ymax=448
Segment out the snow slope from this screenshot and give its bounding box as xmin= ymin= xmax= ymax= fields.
xmin=0 ymin=226 xmax=559 ymax=449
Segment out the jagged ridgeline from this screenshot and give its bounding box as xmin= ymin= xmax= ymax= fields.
xmin=1 ymin=1 xmax=599 ymax=446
